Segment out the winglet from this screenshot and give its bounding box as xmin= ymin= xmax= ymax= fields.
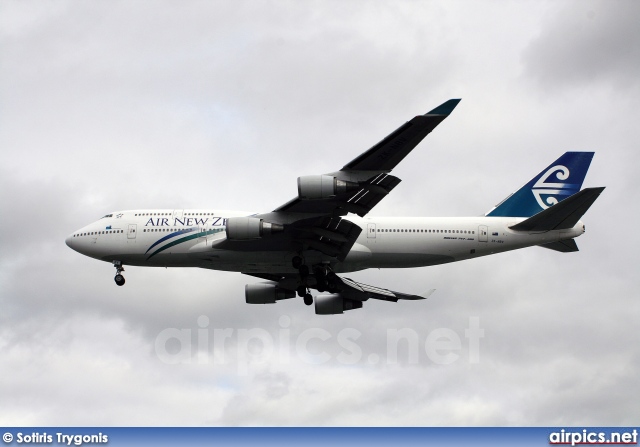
xmin=426 ymin=99 xmax=461 ymax=116
xmin=420 ymin=288 xmax=436 ymax=299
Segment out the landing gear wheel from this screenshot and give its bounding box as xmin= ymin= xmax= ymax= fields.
xmin=303 ymin=293 xmax=313 ymax=306
xmin=112 ymin=261 xmax=126 ymax=286
xmin=114 ymin=274 xmax=125 ymax=286
xmin=297 ymin=286 xmax=307 ymax=297
xmin=292 ymin=256 xmax=303 ymax=269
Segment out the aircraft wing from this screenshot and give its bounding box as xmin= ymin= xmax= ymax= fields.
xmin=221 ymin=99 xmax=461 ymax=299
xmin=340 ymin=99 xmax=462 ymax=171
xmin=222 ymin=100 xmax=460 ymax=313
xmin=272 ymin=98 xmax=461 ymax=217
xmin=338 ymin=276 xmax=435 ymax=302
xmin=243 ymin=272 xmax=435 ymax=303
xmin=216 ymin=99 xmax=461 ymax=262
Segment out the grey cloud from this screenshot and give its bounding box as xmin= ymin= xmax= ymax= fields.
xmin=522 ymin=0 xmax=640 ymax=91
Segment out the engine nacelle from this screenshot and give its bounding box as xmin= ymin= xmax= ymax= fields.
xmin=226 ymin=217 xmax=283 ymax=240
xmin=315 ymin=294 xmax=363 ymax=315
xmin=297 ymin=175 xmax=359 ymax=200
xmin=245 ymin=283 xmax=295 ymax=304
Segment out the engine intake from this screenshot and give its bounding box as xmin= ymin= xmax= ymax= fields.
xmin=315 ymin=294 xmax=363 ymax=315
xmin=297 ymin=175 xmax=359 ymax=200
xmin=245 ymin=283 xmax=295 ymax=304
xmin=226 ymin=217 xmax=284 ymax=240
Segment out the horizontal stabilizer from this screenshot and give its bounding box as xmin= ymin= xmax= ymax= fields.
xmin=538 ymin=239 xmax=579 ymax=253
xmin=510 ymin=187 xmax=605 ymax=232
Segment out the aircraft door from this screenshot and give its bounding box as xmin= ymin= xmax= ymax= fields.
xmin=127 ymin=224 xmax=137 ymax=240
xmin=478 ymin=225 xmax=488 ymax=242
xmin=367 ymin=223 xmax=376 ymax=239
xmin=173 ymin=209 xmax=183 ymax=218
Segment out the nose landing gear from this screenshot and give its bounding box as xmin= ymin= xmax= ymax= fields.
xmin=113 ymin=260 xmax=125 ymax=286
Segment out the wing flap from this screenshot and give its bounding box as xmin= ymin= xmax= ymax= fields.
xmin=290 ymin=216 xmax=363 ymax=261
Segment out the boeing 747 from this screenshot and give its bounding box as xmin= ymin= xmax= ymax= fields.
xmin=66 ymin=99 xmax=604 ymax=314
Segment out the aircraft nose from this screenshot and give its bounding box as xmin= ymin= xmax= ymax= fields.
xmin=65 ymin=233 xmax=76 ymax=250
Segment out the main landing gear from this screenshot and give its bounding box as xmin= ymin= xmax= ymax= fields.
xmin=296 ymin=281 xmax=314 ymax=306
xmin=293 ymin=256 xmax=313 ymax=306
xmin=292 ymin=256 xmax=340 ymax=305
xmin=314 ymin=266 xmax=339 ymax=293
xmin=113 ymin=260 xmax=125 ymax=286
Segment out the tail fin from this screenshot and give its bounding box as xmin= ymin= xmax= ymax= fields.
xmin=486 ymin=152 xmax=594 ymax=217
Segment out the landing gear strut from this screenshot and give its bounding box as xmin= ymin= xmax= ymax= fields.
xmin=113 ymin=260 xmax=125 ymax=286
xmin=292 ymin=255 xmax=340 ymax=305
xmin=326 ymin=271 xmax=339 ymax=292
xmin=314 ymin=265 xmax=339 ymax=293
xmin=293 ymin=255 xmax=313 ymax=305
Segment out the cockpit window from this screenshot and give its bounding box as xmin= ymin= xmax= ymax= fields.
xmin=102 ymin=214 xmax=113 ymax=218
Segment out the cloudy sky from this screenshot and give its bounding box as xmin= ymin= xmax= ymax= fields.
xmin=1 ymin=0 xmax=639 ymax=426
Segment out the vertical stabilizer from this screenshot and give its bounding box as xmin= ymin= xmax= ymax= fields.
xmin=486 ymin=152 xmax=594 ymax=217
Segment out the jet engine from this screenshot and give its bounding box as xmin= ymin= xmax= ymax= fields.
xmin=245 ymin=283 xmax=296 ymax=304
xmin=314 ymin=294 xmax=363 ymax=315
xmin=226 ymin=217 xmax=283 ymax=240
xmin=297 ymin=175 xmax=359 ymax=200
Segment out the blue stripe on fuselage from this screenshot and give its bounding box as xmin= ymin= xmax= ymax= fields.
xmin=146 ymin=228 xmax=225 ymax=260
xmin=145 ymin=227 xmax=197 ymax=254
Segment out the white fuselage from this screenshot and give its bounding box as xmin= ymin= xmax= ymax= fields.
xmin=65 ymin=209 xmax=585 ymax=274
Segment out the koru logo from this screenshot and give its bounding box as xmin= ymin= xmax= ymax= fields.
xmin=531 ymin=165 xmax=577 ymax=209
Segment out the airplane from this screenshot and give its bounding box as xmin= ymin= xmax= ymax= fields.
xmin=65 ymin=99 xmax=605 ymax=314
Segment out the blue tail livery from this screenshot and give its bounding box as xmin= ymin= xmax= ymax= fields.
xmin=486 ymin=152 xmax=594 ymax=217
